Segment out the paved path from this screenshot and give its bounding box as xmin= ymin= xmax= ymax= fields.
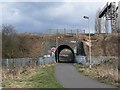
xmin=55 ymin=63 xmax=117 ymax=88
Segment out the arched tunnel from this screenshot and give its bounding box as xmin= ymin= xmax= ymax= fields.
xmin=55 ymin=42 xmax=86 ymax=63
xmin=55 ymin=45 xmax=75 ymax=63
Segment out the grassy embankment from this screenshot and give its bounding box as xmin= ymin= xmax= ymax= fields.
xmin=2 ymin=64 xmax=63 ymax=88
xmin=74 ymin=58 xmax=119 ymax=87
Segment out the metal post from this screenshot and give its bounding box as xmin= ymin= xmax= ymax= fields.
xmin=56 ymin=34 xmax=59 ymax=63
xmin=71 ymin=29 xmax=72 ymax=34
xmin=56 ymin=37 xmax=58 ymax=63
xmin=88 ymin=19 xmax=92 ymax=68
xmin=83 ymin=16 xmax=92 ymax=68
xmin=77 ymin=29 xmax=79 ymax=35
xmin=57 ymin=29 xmax=58 ymax=34
xmin=57 ymin=37 xmax=59 ymax=63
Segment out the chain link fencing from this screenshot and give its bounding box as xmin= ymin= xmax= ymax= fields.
xmin=2 ymin=56 xmax=55 ymax=69
xmin=2 ymin=55 xmax=118 ymax=69
xmin=75 ymin=55 xmax=118 ymax=65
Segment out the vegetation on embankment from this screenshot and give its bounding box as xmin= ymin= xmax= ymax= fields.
xmin=90 ymin=33 xmax=120 ymax=56
xmin=2 ymin=25 xmax=44 ymax=58
xmin=2 ymin=64 xmax=63 ymax=88
xmin=74 ymin=58 xmax=119 ymax=87
xmin=2 ymin=25 xmax=120 ymax=59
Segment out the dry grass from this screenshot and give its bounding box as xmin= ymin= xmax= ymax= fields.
xmin=2 ymin=64 xmax=38 ymax=79
xmin=2 ymin=63 xmax=57 ymax=88
xmin=74 ymin=58 xmax=119 ymax=87
xmin=91 ymin=33 xmax=119 ymax=56
xmin=0 ymin=68 xmax=2 ymax=87
xmin=2 ymin=65 xmax=42 ymax=88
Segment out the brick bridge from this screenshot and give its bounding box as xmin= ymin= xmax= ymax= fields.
xmin=43 ymin=34 xmax=90 ymax=63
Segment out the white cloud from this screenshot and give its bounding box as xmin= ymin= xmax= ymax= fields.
xmin=2 ymin=3 xmax=22 ymax=23
xmin=0 ymin=3 xmax=2 ymax=25
xmin=0 ymin=0 xmax=119 ymax=2
xmin=38 ymin=2 xmax=105 ymax=24
xmin=1 ymin=2 xmax=110 ymax=33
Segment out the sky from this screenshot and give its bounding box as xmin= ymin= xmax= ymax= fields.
xmin=0 ymin=1 xmax=119 ymax=34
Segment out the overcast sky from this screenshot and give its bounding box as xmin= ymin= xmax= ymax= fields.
xmin=1 ymin=1 xmax=117 ymax=34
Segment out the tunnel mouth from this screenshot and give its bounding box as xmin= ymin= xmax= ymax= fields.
xmin=55 ymin=45 xmax=75 ymax=63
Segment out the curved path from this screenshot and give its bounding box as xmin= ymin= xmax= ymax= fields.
xmin=55 ymin=63 xmax=117 ymax=88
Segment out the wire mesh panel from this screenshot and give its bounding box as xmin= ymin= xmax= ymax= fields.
xmin=75 ymin=56 xmax=86 ymax=64
xmin=75 ymin=56 xmax=117 ymax=65
xmin=39 ymin=57 xmax=44 ymax=65
xmin=2 ymin=56 xmax=55 ymax=69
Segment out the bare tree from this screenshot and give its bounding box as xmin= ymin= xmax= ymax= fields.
xmin=2 ymin=24 xmax=18 ymax=58
xmin=2 ymin=24 xmax=16 ymax=36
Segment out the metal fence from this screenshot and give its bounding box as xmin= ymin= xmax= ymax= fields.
xmin=2 ymin=56 xmax=55 ymax=69
xmin=75 ymin=55 xmax=118 ymax=65
xmin=49 ymin=29 xmax=85 ymax=35
xmin=2 ymin=55 xmax=118 ymax=68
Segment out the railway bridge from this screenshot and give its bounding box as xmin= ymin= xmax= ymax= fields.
xmin=46 ymin=34 xmax=89 ymax=63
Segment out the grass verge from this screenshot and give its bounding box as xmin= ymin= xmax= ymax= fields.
xmin=2 ymin=64 xmax=63 ymax=88
xmin=74 ymin=59 xmax=119 ymax=87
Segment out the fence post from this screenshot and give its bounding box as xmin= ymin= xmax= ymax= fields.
xmin=6 ymin=59 xmax=8 ymax=68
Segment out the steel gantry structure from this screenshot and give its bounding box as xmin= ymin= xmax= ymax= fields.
xmin=98 ymin=2 xmax=118 ymax=33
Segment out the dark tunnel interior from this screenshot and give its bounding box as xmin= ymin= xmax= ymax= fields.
xmin=55 ymin=45 xmax=75 ymax=63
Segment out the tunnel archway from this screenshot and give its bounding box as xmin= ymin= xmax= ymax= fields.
xmin=55 ymin=45 xmax=75 ymax=63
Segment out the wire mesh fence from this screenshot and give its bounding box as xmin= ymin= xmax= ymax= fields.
xmin=2 ymin=56 xmax=55 ymax=69
xmin=2 ymin=55 xmax=118 ymax=69
xmin=75 ymin=55 xmax=118 ymax=65
xmin=49 ymin=29 xmax=85 ymax=35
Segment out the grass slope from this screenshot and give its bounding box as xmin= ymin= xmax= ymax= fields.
xmin=2 ymin=64 xmax=63 ymax=88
